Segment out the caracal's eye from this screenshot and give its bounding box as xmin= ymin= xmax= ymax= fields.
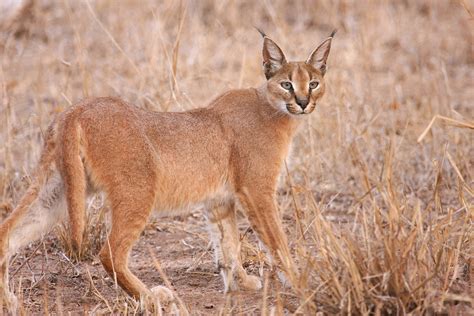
xmin=280 ymin=81 xmax=293 ymax=90
xmin=309 ymin=81 xmax=319 ymax=90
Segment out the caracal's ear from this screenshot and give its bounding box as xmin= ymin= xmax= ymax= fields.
xmin=306 ymin=30 xmax=336 ymax=76
xmin=257 ymin=28 xmax=287 ymax=80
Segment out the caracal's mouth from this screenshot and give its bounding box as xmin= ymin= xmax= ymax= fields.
xmin=286 ymin=104 xmax=303 ymax=115
xmin=286 ymin=104 xmax=314 ymax=115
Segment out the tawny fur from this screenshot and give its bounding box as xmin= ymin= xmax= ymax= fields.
xmin=0 ymin=31 xmax=335 ymax=311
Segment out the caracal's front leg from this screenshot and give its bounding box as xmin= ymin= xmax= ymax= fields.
xmin=207 ymin=201 xmax=262 ymax=292
xmin=236 ymin=187 xmax=298 ymax=286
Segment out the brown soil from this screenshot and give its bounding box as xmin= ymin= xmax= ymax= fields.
xmin=9 ymin=213 xmax=284 ymax=315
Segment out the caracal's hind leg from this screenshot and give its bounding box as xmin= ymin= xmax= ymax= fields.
xmin=207 ymin=201 xmax=262 ymax=292
xmin=0 ymin=172 xmax=66 ymax=311
xmin=98 ymin=192 xmax=175 ymax=310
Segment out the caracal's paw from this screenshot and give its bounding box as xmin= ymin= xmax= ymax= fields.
xmin=238 ymin=274 xmax=262 ymax=291
xmin=150 ymin=285 xmax=178 ymax=314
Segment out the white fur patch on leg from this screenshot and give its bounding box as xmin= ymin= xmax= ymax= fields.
xmin=7 ymin=172 xmax=66 ymax=254
xmin=149 ymin=286 xmax=177 ymax=314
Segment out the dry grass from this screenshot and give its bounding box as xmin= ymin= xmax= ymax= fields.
xmin=56 ymin=194 xmax=108 ymax=261
xmin=0 ymin=0 xmax=472 ymax=314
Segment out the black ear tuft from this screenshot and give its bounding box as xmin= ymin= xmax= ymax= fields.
xmin=329 ymin=29 xmax=337 ymax=38
xmin=254 ymin=26 xmax=267 ymax=38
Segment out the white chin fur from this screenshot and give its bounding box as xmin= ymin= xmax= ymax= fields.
xmin=275 ymin=101 xmax=289 ymax=113
xmin=271 ymin=101 xmax=307 ymax=116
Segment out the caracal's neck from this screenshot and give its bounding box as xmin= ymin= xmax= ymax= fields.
xmin=204 ymin=83 xmax=302 ymax=148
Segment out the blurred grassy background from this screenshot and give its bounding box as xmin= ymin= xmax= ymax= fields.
xmin=0 ymin=0 xmax=472 ymax=314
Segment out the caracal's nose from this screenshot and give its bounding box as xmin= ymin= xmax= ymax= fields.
xmin=296 ymin=97 xmax=309 ymax=109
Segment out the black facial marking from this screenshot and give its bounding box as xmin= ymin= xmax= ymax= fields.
xmin=295 ymin=97 xmax=309 ymax=109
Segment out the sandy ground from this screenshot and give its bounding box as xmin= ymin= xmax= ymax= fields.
xmin=10 ymin=210 xmax=308 ymax=314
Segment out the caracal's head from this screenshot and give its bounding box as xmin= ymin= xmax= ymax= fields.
xmin=259 ymin=30 xmax=335 ymax=115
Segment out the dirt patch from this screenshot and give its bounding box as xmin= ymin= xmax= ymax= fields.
xmin=9 ymin=213 xmax=283 ymax=314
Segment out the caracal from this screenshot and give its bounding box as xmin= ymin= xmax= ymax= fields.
xmin=0 ymin=30 xmax=335 ymax=311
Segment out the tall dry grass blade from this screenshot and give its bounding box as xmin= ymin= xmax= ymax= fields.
xmin=0 ymin=64 xmax=13 ymax=198
xmin=170 ymin=0 xmax=187 ymax=95
xmin=84 ymin=0 xmax=140 ymax=75
xmin=152 ymin=9 xmax=181 ymax=110
xmin=63 ymin=0 xmax=91 ymax=97
xmin=446 ymin=151 xmax=474 ymax=197
xmin=417 ymin=115 xmax=474 ymax=143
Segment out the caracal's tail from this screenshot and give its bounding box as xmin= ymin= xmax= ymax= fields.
xmin=0 ymin=123 xmax=68 ymax=311
xmin=56 ymin=115 xmax=87 ymax=256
